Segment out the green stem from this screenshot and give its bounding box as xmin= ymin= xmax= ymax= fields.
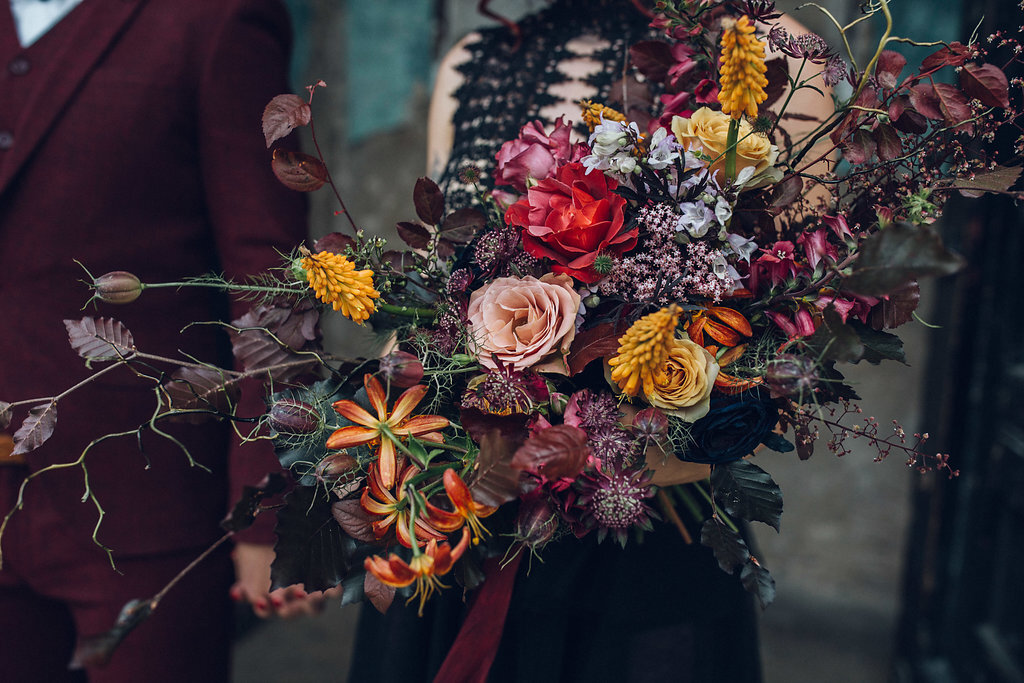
xmin=724 ymin=119 xmax=740 ymax=183
xmin=378 ymin=303 xmax=437 ymax=320
xmin=143 ymin=281 xmax=304 ymax=296
xmin=693 ymin=479 xmax=739 ymax=533
xmin=769 ymin=58 xmax=808 ymax=139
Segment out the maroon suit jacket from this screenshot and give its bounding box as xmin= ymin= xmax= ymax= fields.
xmin=0 ymin=0 xmax=306 ymax=555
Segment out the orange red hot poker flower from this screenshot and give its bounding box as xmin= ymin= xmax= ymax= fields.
xmin=326 ymin=374 xmax=449 ymax=489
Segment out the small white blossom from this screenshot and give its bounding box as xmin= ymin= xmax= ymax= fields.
xmin=715 ymin=196 xmax=733 ymax=226
xmin=677 ymin=201 xmax=716 ymax=238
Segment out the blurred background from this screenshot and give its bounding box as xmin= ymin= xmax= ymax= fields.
xmin=233 ymin=1 xmax=1022 ymax=681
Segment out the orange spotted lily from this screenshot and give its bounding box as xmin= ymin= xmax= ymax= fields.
xmin=359 ymin=463 xmax=452 ymax=548
xmin=326 ymin=374 xmax=449 ymax=489
xmin=365 ymin=527 xmax=471 ymax=615
xmin=442 ymin=468 xmax=498 ymax=543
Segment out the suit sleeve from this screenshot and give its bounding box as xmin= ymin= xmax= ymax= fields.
xmin=197 ymin=0 xmax=309 ymax=544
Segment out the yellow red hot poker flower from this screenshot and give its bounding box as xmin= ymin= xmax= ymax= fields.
xmin=580 ymin=99 xmax=627 ymax=132
xmin=326 ymin=374 xmax=449 ymax=489
xmin=365 ymin=527 xmax=471 ymax=616
xmin=609 ymin=305 xmax=682 ymax=397
xmin=300 ymin=249 xmax=380 ymax=323
xmin=717 ymin=16 xmax=769 ymax=120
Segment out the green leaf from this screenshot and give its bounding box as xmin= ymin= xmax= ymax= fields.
xmin=842 ymin=222 xmax=964 ymax=297
xmin=699 ymin=518 xmax=750 ymax=574
xmin=740 ymin=559 xmax=776 ymax=609
xmin=270 ymin=486 xmax=365 ymax=593
xmin=850 ymin=321 xmax=906 ymax=365
xmin=711 ymin=460 xmax=783 ymax=532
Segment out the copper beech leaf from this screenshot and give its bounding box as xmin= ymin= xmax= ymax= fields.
xmin=12 ymin=401 xmax=57 ymax=456
xmin=761 ymin=57 xmax=789 ymax=110
xmin=229 ymin=302 xmax=320 ymax=383
xmin=842 ymin=128 xmax=875 ymax=165
xmin=512 ymin=424 xmax=589 ymax=480
xmin=628 ymin=40 xmax=674 ymax=82
xmin=711 ymin=459 xmax=783 ymax=532
xmin=874 ymin=124 xmax=902 ymax=162
xmin=920 ymin=42 xmax=969 ymax=71
xmin=64 ymin=317 xmax=135 ymax=362
xmin=70 ymin=598 xmax=153 ymax=669
xmin=842 ymin=222 xmax=964 ymax=297
xmin=413 ymin=177 xmax=444 ymax=225
xmin=271 ymin=149 xmax=328 ymax=192
xmin=874 ymin=50 xmax=906 ymax=90
xmin=313 ymin=232 xmax=356 ymax=254
xmin=740 ymin=558 xmax=776 ymax=609
xmin=567 ymin=322 xmax=623 ymax=375
xmin=960 ymin=63 xmax=1010 ymax=108
xmin=221 ymin=473 xmax=288 ymax=533
xmin=700 ymin=518 xmax=750 ymax=574
xmin=867 ymin=280 xmax=920 ymax=330
xmin=363 ymin=572 xmax=396 ymax=614
xmin=331 ymin=499 xmax=378 ymax=543
xmin=468 ymin=429 xmax=524 ymax=507
xmin=262 ymin=94 xmax=311 ymax=148
xmin=909 ymin=84 xmax=944 ymax=120
xmin=441 ymin=207 xmax=487 ymax=244
xmin=947 ymin=165 xmax=1022 ymax=198
xmin=396 ymin=221 xmax=431 ymax=250
xmin=931 ymin=83 xmax=974 ymax=132
xmin=161 ymin=366 xmax=241 ymax=423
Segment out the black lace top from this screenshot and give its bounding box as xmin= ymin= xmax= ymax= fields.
xmin=438 ymin=0 xmax=659 ymax=207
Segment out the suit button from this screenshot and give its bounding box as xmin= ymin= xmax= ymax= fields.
xmin=0 ymin=131 xmax=13 ymax=150
xmin=8 ymin=56 xmax=30 ymax=76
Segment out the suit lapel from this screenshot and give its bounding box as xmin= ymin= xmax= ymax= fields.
xmin=0 ymin=0 xmax=146 ymax=194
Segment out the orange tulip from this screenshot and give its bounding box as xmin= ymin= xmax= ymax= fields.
xmin=327 ymin=374 xmax=449 ymax=489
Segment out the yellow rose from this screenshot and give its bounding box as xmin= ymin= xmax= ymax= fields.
xmin=671 ymin=107 xmax=778 ymax=180
xmin=643 ymin=334 xmax=719 ymax=421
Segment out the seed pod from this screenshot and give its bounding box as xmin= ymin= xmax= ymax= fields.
xmin=514 ymin=494 xmax=558 ymax=551
xmin=94 ymin=271 xmax=142 ymax=305
xmin=632 ymin=407 xmax=669 ymax=441
xmin=267 ymin=398 xmax=322 ymax=435
xmin=378 ymin=350 xmax=424 ymax=388
xmin=315 ymin=452 xmax=360 ymax=482
xmin=765 ymin=354 xmax=818 ymax=398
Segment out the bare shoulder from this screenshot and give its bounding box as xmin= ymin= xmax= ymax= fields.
xmin=427 ymin=32 xmax=482 ymax=177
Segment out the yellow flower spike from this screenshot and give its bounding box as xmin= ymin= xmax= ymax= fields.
xmin=300 ymin=250 xmax=380 ymax=324
xmin=609 ymin=304 xmax=683 ymax=398
xmin=717 ymin=16 xmax=769 ymax=120
xmin=580 ymin=99 xmax=627 ymax=132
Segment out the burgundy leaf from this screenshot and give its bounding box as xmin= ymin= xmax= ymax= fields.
xmin=761 ymin=57 xmax=789 ymax=110
xmin=441 ymin=208 xmax=487 ymax=244
xmin=222 ymin=473 xmax=288 ymax=532
xmin=794 ymin=424 xmax=815 ymax=460
xmin=230 ymin=302 xmax=320 ymax=383
xmin=960 ymin=63 xmax=1010 ymax=108
xmin=770 ymin=175 xmax=804 ymax=210
xmin=435 ymin=238 xmax=456 ymax=261
xmin=468 ymin=430 xmax=524 ymax=507
xmin=920 ymin=42 xmax=969 ymax=71
xmin=948 ymin=165 xmax=1022 ymax=198
xmin=566 ymin=322 xmax=623 ymax=375
xmin=262 ymin=94 xmax=311 ymax=148
xmin=364 ymin=572 xmax=395 ymax=614
xmin=512 ymin=424 xmax=589 ymax=480
xmin=873 ymin=124 xmax=902 ymax=162
xmin=0 ymin=401 xmax=11 ymax=430
xmin=889 ymin=97 xmax=928 ymax=134
xmin=331 ymin=499 xmax=378 ymax=543
xmin=866 ymin=280 xmax=921 ymax=330
xmin=271 ymin=149 xmax=328 ymax=192
xmin=842 ymin=128 xmax=876 ymax=165
xmin=413 ymin=177 xmax=445 ymax=225
xmin=628 ymin=40 xmax=675 ymax=82
xmin=313 ymin=232 xmax=356 ymax=254
xmin=909 ymin=84 xmax=944 ymax=120
xmin=460 ymin=407 xmax=530 ymax=445
xmin=381 ymin=250 xmax=419 ymax=273
xmin=64 ymin=317 xmax=135 ymax=362
xmin=874 ymin=50 xmax=906 ymax=90
xmin=932 ymin=83 xmax=974 ymax=131
xmin=396 ymin=221 xmax=431 ymax=250
xmin=12 ymin=401 xmax=57 ymax=456
xmin=161 ymin=367 xmax=241 ymax=423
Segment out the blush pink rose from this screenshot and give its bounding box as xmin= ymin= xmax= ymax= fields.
xmin=466 ymin=274 xmax=581 ymax=374
xmin=493 ymin=118 xmax=583 ymax=193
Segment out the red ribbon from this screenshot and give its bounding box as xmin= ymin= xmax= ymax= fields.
xmin=433 ymin=553 xmax=523 ymax=683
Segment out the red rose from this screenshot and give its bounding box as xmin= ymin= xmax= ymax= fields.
xmin=505 ymin=162 xmax=635 ymax=284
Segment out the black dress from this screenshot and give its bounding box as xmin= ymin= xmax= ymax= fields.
xmin=349 ymin=3 xmax=762 ymax=681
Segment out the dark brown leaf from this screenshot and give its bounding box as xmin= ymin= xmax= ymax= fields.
xmin=161 ymin=367 xmax=241 ymax=422
xmin=874 ymin=50 xmax=906 ymax=90
xmin=441 ymin=208 xmax=487 ymax=244
xmin=762 ymin=57 xmax=790 ymax=110
xmin=932 ymin=83 xmax=974 ymax=131
xmin=948 ymin=165 xmax=1023 ymax=198
xmin=920 ymin=42 xmax=969 ymax=71
xmin=889 ymin=97 xmax=928 ymax=134
xmin=262 ymin=94 xmax=311 ymax=148
xmin=271 ymin=149 xmax=328 ymax=192
xmin=435 ymin=238 xmax=457 ymax=261
xmin=867 ymin=280 xmax=920 ymax=330
xmin=364 ymin=572 xmax=395 ymax=614
xmin=64 ymin=317 xmax=135 ymax=362
xmin=842 ymin=128 xmax=876 ymax=165
xmin=313 ymin=232 xmax=356 ymax=254
xmin=468 ymin=430 xmax=524 ymax=507
xmin=794 ymin=423 xmax=815 ymax=460
xmin=12 ymin=401 xmax=57 ymax=456
xmin=71 ymin=599 xmax=153 ymax=669
xmin=909 ymin=84 xmax=944 ymax=120
xmin=512 ymin=424 xmax=589 ymax=480
xmin=842 ymin=222 xmax=965 ymax=297
xmin=0 ymin=401 xmax=11 ymax=430
xmin=770 ymin=175 xmax=804 ymax=210
xmin=566 ymin=323 xmax=623 ymax=375
xmin=628 ymin=40 xmax=674 ymax=82
xmin=331 ymin=499 xmax=378 ymax=543
xmin=960 ymin=63 xmax=1010 ymax=108
xmin=222 ymin=473 xmax=288 ymax=532
xmin=413 ymin=177 xmax=444 ymax=225
xmin=460 ymin=408 xmax=530 ymax=445
xmin=396 ymin=221 xmax=431 ymax=250
xmin=230 ymin=302 xmax=320 ymax=383
xmin=873 ymin=124 xmax=902 ymax=162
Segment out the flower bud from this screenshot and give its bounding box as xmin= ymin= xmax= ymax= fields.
xmin=765 ymin=354 xmax=818 ymax=398
xmin=631 ymin=407 xmax=669 ymax=441
xmin=378 ymin=350 xmax=424 ymax=388
xmin=290 ymin=257 xmax=308 ymax=284
xmin=582 ymin=294 xmax=601 ymax=309
xmin=267 ymin=398 xmax=322 ymax=435
xmin=548 ymin=392 xmax=568 ymax=416
xmin=94 ymin=271 xmax=142 ymax=305
xmin=315 ymin=452 xmax=360 ymax=483
xmin=514 ymin=495 xmax=558 ymax=551
xmin=451 ymin=354 xmax=474 ymax=366
xmin=592 ymin=254 xmax=614 ymax=275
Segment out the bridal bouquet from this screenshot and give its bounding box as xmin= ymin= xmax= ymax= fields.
xmin=3 ymin=0 xmax=1021 ymax=632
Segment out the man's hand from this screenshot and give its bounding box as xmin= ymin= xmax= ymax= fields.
xmin=230 ymin=542 xmax=343 ymax=618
